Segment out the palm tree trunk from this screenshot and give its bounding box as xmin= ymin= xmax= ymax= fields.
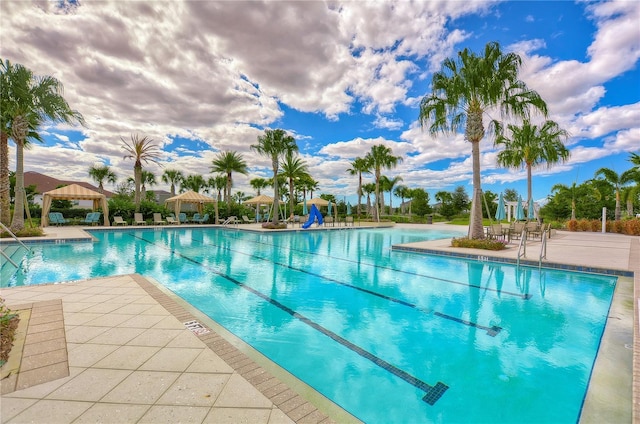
xmin=10 ymin=139 xmax=25 ymax=232
xmin=469 ymin=140 xmax=484 ymax=239
xmin=527 ymin=164 xmax=533 ymax=219
xmin=357 ymin=172 xmax=362 ymax=216
xmin=226 ymin=172 xmax=232 ymax=214
xmin=134 ymin=165 xmax=142 ymax=213
xmin=0 ymin=131 xmax=10 ymax=226
xmin=272 ymin=160 xmax=279 ymax=224
xmin=374 ymin=170 xmax=380 ymax=222
xmin=615 ymin=190 xmax=621 ymax=221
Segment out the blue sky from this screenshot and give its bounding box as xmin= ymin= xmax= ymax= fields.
xmin=2 ymin=0 xmax=639 ymax=206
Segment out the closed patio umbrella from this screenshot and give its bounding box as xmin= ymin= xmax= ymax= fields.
xmin=515 ymin=196 xmax=525 ymax=220
xmin=303 ymin=198 xmax=308 ymax=216
xmin=495 ymin=193 xmax=506 ymax=222
xmin=346 ymin=202 xmax=351 ymax=215
xmin=528 ymin=198 xmax=535 ymax=220
xmin=327 ymin=201 xmax=332 ymax=216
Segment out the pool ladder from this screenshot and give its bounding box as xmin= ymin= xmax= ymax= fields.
xmin=516 ymin=225 xmax=549 ymax=268
xmin=0 ymin=222 xmax=31 ymax=268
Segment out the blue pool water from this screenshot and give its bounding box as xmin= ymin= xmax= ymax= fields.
xmin=2 ymin=227 xmax=617 ymax=423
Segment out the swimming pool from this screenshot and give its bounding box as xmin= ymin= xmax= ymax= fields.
xmin=2 ymin=227 xmax=618 ymax=423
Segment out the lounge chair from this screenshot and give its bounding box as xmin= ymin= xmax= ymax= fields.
xmin=195 ymin=213 xmax=210 ymax=224
xmin=166 ymin=216 xmax=178 ymax=224
xmin=153 ymin=213 xmax=166 ymax=225
xmin=242 ymin=215 xmax=252 ymax=224
xmin=325 ymin=216 xmax=334 ymax=227
xmin=113 ymin=216 xmax=128 ymax=226
xmin=179 ymin=213 xmax=187 ymax=223
xmin=81 ymin=212 xmax=100 ymax=225
xmin=48 ymin=212 xmax=69 ymax=226
xmin=189 ymin=213 xmax=201 ymax=223
xmin=134 ymin=213 xmax=146 ymax=225
xmin=345 ymin=216 xmax=354 ymax=226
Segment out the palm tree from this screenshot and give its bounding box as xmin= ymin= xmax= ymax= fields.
xmin=629 ymin=152 xmax=640 ymax=168
xmin=162 ymin=169 xmax=184 ymax=196
xmin=380 ymin=175 xmax=403 ymax=214
xmin=249 ymin=177 xmax=270 ymax=195
xmin=1 ymin=60 xmax=85 ymax=231
xmin=551 ymin=182 xmax=579 ymax=221
xmin=595 ymin=167 xmax=638 ymax=220
xmin=88 ymin=165 xmax=117 ymax=194
xmin=206 ymin=175 xmax=227 ymax=199
xmin=280 ymin=150 xmax=309 ymax=219
xmin=298 ymin=175 xmax=319 ymax=201
xmin=364 ymin=144 xmax=402 ymax=221
xmin=180 ymin=174 xmax=207 ymax=193
xmin=394 ymin=185 xmax=409 ymax=214
xmin=347 ymin=156 xmax=370 ymax=216
xmin=362 ymin=183 xmax=376 ymax=216
xmin=121 ymin=134 xmax=162 ymax=213
xmin=250 ymin=129 xmax=298 ymax=225
xmin=419 ymin=41 xmax=547 ymax=238
xmin=211 ymin=150 xmax=248 ymax=214
xmin=496 ymin=119 xmax=569 ymax=219
xmin=140 ymin=170 xmax=156 ymax=200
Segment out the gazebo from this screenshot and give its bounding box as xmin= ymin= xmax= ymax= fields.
xmin=164 ymin=190 xmax=217 ymax=223
xmin=41 ymin=184 xmax=110 ymax=226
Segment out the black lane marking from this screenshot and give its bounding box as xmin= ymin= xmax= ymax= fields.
xmin=222 ymin=230 xmax=531 ymax=300
xmin=188 ymin=235 xmax=502 ymax=337
xmin=131 ymin=233 xmax=448 ymax=405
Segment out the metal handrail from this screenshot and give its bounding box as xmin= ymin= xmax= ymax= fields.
xmin=0 ymin=222 xmax=30 ymax=252
xmin=1 ymin=222 xmax=30 ymax=269
xmin=516 ymin=229 xmax=527 ymax=267
xmin=538 ymin=224 xmax=549 ymax=268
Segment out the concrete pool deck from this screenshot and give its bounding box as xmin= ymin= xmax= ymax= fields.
xmin=0 ymin=223 xmax=638 ymax=423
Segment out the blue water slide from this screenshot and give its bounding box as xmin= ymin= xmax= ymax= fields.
xmin=302 ymin=204 xmax=324 ymax=229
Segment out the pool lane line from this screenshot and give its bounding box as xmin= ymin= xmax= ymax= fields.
xmin=130 ymin=233 xmax=449 ymax=406
xmin=221 ymin=230 xmax=532 ymax=300
xmin=186 ymin=235 xmax=502 ymax=337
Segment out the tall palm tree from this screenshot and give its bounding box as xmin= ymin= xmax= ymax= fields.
xmin=629 ymin=152 xmax=640 ymax=168
xmin=162 ymin=169 xmax=184 ymax=196
xmin=380 ymin=175 xmax=403 ymax=214
xmin=496 ymin=119 xmax=569 ymax=219
xmin=121 ymin=134 xmax=162 ymax=212
xmin=249 ymin=177 xmax=270 ymax=195
xmin=88 ymin=165 xmax=117 ymax=194
xmin=211 ymin=150 xmax=248 ymax=214
xmin=347 ymin=156 xmax=370 ymax=216
xmin=280 ymin=150 xmax=309 ymax=219
xmin=364 ymin=144 xmax=402 ymax=221
xmin=250 ymin=129 xmax=298 ymax=225
xmin=595 ymin=167 xmax=638 ymax=220
xmin=1 ymin=60 xmax=84 ymax=231
xmin=419 ymin=41 xmax=547 ymax=238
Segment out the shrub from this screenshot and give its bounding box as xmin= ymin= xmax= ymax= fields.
xmin=590 ymin=219 xmax=601 ymax=232
xmin=262 ymin=222 xmax=287 ymax=229
xmin=451 ymin=237 xmax=507 ymax=251
xmin=577 ymin=219 xmax=590 ymax=231
xmin=611 ymin=220 xmax=624 ymax=234
xmin=0 ymin=297 xmax=19 ymax=366
xmin=567 ymin=219 xmax=578 ymax=231
xmin=624 ymin=219 xmax=640 ymax=236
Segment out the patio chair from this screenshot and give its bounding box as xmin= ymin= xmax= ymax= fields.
xmin=487 ymin=224 xmax=505 ymax=240
xmin=81 ymin=212 xmax=100 ymax=225
xmin=325 ymin=216 xmax=334 ymax=227
xmin=526 ymin=221 xmax=541 ymax=240
xmin=242 ymin=215 xmax=252 ymax=224
xmin=166 ymin=215 xmax=179 ymax=224
xmin=345 ymin=216 xmax=354 ymax=226
xmin=195 ymin=213 xmax=210 ymax=224
xmin=134 ymin=213 xmax=146 ymax=225
xmin=153 ymin=213 xmax=166 ymax=225
xmin=510 ymin=221 xmax=526 ymax=240
xmin=113 ymin=216 xmax=128 ymax=226
xmin=48 ymin=212 xmax=68 ymax=226
xmin=189 ymin=213 xmax=201 ymax=223
xmin=178 ymin=213 xmax=187 ymax=223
